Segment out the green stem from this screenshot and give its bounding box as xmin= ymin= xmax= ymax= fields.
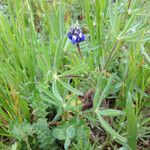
xmin=122 ymin=0 xmax=132 ymax=28
xmin=103 ymin=40 xmax=119 ymax=70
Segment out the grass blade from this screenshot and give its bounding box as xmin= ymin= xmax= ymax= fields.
xmin=126 ymin=92 xmax=137 ymax=150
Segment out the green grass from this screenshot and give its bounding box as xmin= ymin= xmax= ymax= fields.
xmin=0 ymin=0 xmax=150 ymax=149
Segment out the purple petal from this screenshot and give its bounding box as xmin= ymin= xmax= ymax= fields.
xmin=68 ymin=32 xmax=72 ymax=40
xmin=76 ymin=36 xmax=80 ymax=43
xmin=80 ymin=34 xmax=86 ymax=41
xmin=71 ymin=35 xmax=77 ymax=44
xmin=71 ymin=39 xmax=77 ymax=44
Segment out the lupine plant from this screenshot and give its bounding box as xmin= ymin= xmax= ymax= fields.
xmin=68 ymin=25 xmax=86 ymax=57
xmin=0 ymin=0 xmax=150 ymax=150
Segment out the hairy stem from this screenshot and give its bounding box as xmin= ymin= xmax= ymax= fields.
xmin=76 ymin=43 xmax=82 ymax=57
xmin=123 ymin=0 xmax=132 ymax=27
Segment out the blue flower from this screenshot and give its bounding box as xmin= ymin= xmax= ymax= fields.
xmin=68 ymin=25 xmax=86 ymax=44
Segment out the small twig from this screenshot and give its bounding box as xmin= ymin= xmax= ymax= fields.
xmin=76 ymin=43 xmax=82 ymax=57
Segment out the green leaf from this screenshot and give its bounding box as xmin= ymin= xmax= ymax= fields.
xmin=97 ymin=109 xmax=125 ymax=117
xmin=52 ymin=81 xmax=63 ymax=103
xmin=54 ymin=40 xmax=63 ymax=71
xmin=93 ymin=75 xmax=102 ymax=110
xmin=121 ymin=29 xmax=145 ymax=40
xmin=52 ymin=128 xmax=66 ymax=140
xmin=58 ymin=63 xmax=85 ymax=77
xmin=39 ymin=86 xmax=60 ymax=106
xmin=119 ymin=15 xmax=136 ymax=38
xmin=64 ymin=139 xmax=71 ymax=150
xmin=96 ymin=113 xmax=127 ymax=144
xmin=141 ymin=45 xmax=150 ymax=64
xmin=109 ymin=0 xmax=116 ymax=36
xmin=66 ymin=125 xmax=75 ymax=139
xmin=11 ymin=142 xmax=18 ymax=150
xmin=41 ymin=94 xmax=60 ymax=107
xmin=126 ymin=92 xmax=137 ymax=150
xmin=96 ymin=74 xmax=116 ymax=110
xmin=58 ymin=79 xmax=83 ymax=96
xmin=59 ymin=2 xmax=64 ymax=39
xmin=83 ymin=0 xmax=94 ymax=39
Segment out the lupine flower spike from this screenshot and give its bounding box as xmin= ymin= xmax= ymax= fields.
xmin=68 ymin=25 xmax=86 ymax=57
